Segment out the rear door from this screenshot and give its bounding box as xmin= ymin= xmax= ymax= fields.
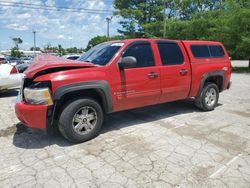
xmin=156 ymin=41 xmax=191 ymax=102
xmin=114 ymin=41 xmax=161 ymax=111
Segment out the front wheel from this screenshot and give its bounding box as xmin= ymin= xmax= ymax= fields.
xmin=195 ymin=83 xmax=219 ymax=111
xmin=58 ymin=98 xmax=103 ymax=143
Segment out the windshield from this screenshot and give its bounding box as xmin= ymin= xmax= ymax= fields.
xmin=78 ymin=42 xmax=123 ymax=65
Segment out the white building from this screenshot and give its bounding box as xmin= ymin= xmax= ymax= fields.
xmin=0 ymin=50 xmax=42 ymax=57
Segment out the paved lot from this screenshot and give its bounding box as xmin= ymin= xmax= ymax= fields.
xmin=0 ymin=73 xmax=250 ymax=188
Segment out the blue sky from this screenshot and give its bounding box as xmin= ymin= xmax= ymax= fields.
xmin=0 ymin=0 xmax=121 ymax=50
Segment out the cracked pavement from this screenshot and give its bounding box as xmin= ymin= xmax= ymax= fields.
xmin=0 ymin=73 xmax=250 ymax=188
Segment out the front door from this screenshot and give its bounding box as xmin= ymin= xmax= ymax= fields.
xmin=114 ymin=42 xmax=161 ymax=111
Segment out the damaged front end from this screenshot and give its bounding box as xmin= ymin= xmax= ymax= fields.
xmin=16 ymin=54 xmax=96 ymax=132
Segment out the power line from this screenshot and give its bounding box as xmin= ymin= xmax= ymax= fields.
xmin=0 ymin=0 xmax=113 ymax=12
xmin=0 ymin=1 xmax=115 ymax=14
xmin=0 ymin=3 xmax=112 ymax=14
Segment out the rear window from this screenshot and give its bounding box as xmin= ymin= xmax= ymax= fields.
xmin=191 ymin=45 xmax=225 ymax=58
xmin=209 ymin=45 xmax=225 ymax=57
xmin=157 ymin=42 xmax=184 ymax=65
xmin=191 ymin=45 xmax=210 ymax=58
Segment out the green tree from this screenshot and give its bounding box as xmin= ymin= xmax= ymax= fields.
xmin=10 ymin=37 xmax=23 ymax=57
xmin=228 ymin=8 xmax=250 ymax=64
xmin=114 ymin=0 xmax=165 ymax=37
xmin=235 ymin=37 xmax=250 ymax=66
xmin=44 ymin=45 xmax=57 ymax=52
xmin=114 ymin=0 xmax=227 ymax=37
xmin=10 ymin=47 xmax=23 ymax=58
xmin=12 ymin=37 xmax=23 ymax=49
xmin=30 ymin=47 xmax=41 ymax=51
xmin=84 ymin=35 xmax=125 ymax=51
xmin=58 ymin=44 xmax=65 ymax=56
xmin=66 ymin=47 xmax=78 ymax=54
xmin=85 ymin=36 xmax=110 ymax=51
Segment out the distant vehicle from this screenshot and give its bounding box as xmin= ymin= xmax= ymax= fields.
xmin=20 ymin=56 xmax=33 ymax=64
xmin=4 ymin=57 xmax=22 ymax=66
xmin=63 ymin=54 xmax=80 ymax=60
xmin=0 ymin=64 xmax=23 ymax=91
xmin=0 ymin=54 xmax=5 ymax=64
xmin=17 ymin=63 xmax=29 ymax=73
xmin=0 ymin=57 xmax=5 ymax=64
xmin=17 ymin=56 xmax=34 ymax=73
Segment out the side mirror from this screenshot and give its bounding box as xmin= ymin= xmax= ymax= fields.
xmin=118 ymin=56 xmax=137 ymax=70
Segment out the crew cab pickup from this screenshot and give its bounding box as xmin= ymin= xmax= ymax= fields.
xmin=15 ymin=39 xmax=232 ymax=143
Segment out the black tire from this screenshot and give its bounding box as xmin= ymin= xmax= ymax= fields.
xmin=195 ymin=82 xmax=219 ymax=111
xmin=58 ymin=98 xmax=103 ymax=143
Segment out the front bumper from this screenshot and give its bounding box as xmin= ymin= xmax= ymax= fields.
xmin=15 ymin=101 xmax=48 ymax=129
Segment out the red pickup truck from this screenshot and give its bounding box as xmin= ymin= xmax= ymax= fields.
xmin=15 ymin=39 xmax=232 ymax=143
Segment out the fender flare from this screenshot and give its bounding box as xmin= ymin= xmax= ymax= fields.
xmin=198 ymin=71 xmax=225 ymax=96
xmin=53 ymin=80 xmax=112 ymax=113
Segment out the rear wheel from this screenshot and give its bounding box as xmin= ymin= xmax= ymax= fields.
xmin=195 ymin=83 xmax=219 ymax=111
xmin=58 ymin=98 xmax=103 ymax=143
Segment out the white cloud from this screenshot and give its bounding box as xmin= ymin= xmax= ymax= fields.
xmin=45 ymin=0 xmax=55 ymax=6
xmin=6 ymin=23 xmax=29 ymax=31
xmin=17 ymin=13 xmax=31 ymax=19
xmin=57 ymin=34 xmax=65 ymax=39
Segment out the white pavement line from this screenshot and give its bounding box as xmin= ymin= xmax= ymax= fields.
xmin=209 ymin=153 xmax=242 ymax=178
xmin=174 ymin=124 xmax=187 ymax=129
xmin=54 ymin=155 xmax=65 ymax=160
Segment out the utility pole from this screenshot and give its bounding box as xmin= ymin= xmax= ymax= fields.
xmin=106 ymin=17 xmax=112 ymax=38
xmin=163 ymin=1 xmax=167 ymax=38
xmin=32 ymin=30 xmax=36 ymax=56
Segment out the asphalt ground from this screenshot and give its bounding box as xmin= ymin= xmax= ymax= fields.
xmin=0 ymin=73 xmax=249 ymax=188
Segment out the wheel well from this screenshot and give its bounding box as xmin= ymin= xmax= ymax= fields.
xmin=204 ymin=76 xmax=224 ymax=92
xmin=52 ymin=89 xmax=107 ymax=126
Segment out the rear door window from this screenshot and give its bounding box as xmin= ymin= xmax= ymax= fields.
xmin=157 ymin=42 xmax=184 ymax=66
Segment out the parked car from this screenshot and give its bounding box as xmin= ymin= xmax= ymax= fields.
xmin=20 ymin=56 xmax=33 ymax=64
xmin=0 ymin=64 xmax=23 ymax=91
xmin=0 ymin=54 xmax=5 ymax=64
xmin=17 ymin=63 xmax=28 ymax=73
xmin=15 ymin=39 xmax=232 ymax=143
xmin=63 ymin=54 xmax=81 ymax=60
xmin=4 ymin=56 xmax=22 ymax=66
xmin=17 ymin=56 xmax=34 ymax=73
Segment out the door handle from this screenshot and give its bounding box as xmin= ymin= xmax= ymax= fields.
xmin=179 ymin=69 xmax=188 ymax=75
xmin=147 ymin=72 xmax=159 ymax=78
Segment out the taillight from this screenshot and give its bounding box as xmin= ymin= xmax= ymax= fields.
xmin=10 ymin=66 xmax=18 ymax=74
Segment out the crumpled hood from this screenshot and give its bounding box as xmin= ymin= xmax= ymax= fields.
xmin=24 ymin=54 xmax=96 ymax=78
